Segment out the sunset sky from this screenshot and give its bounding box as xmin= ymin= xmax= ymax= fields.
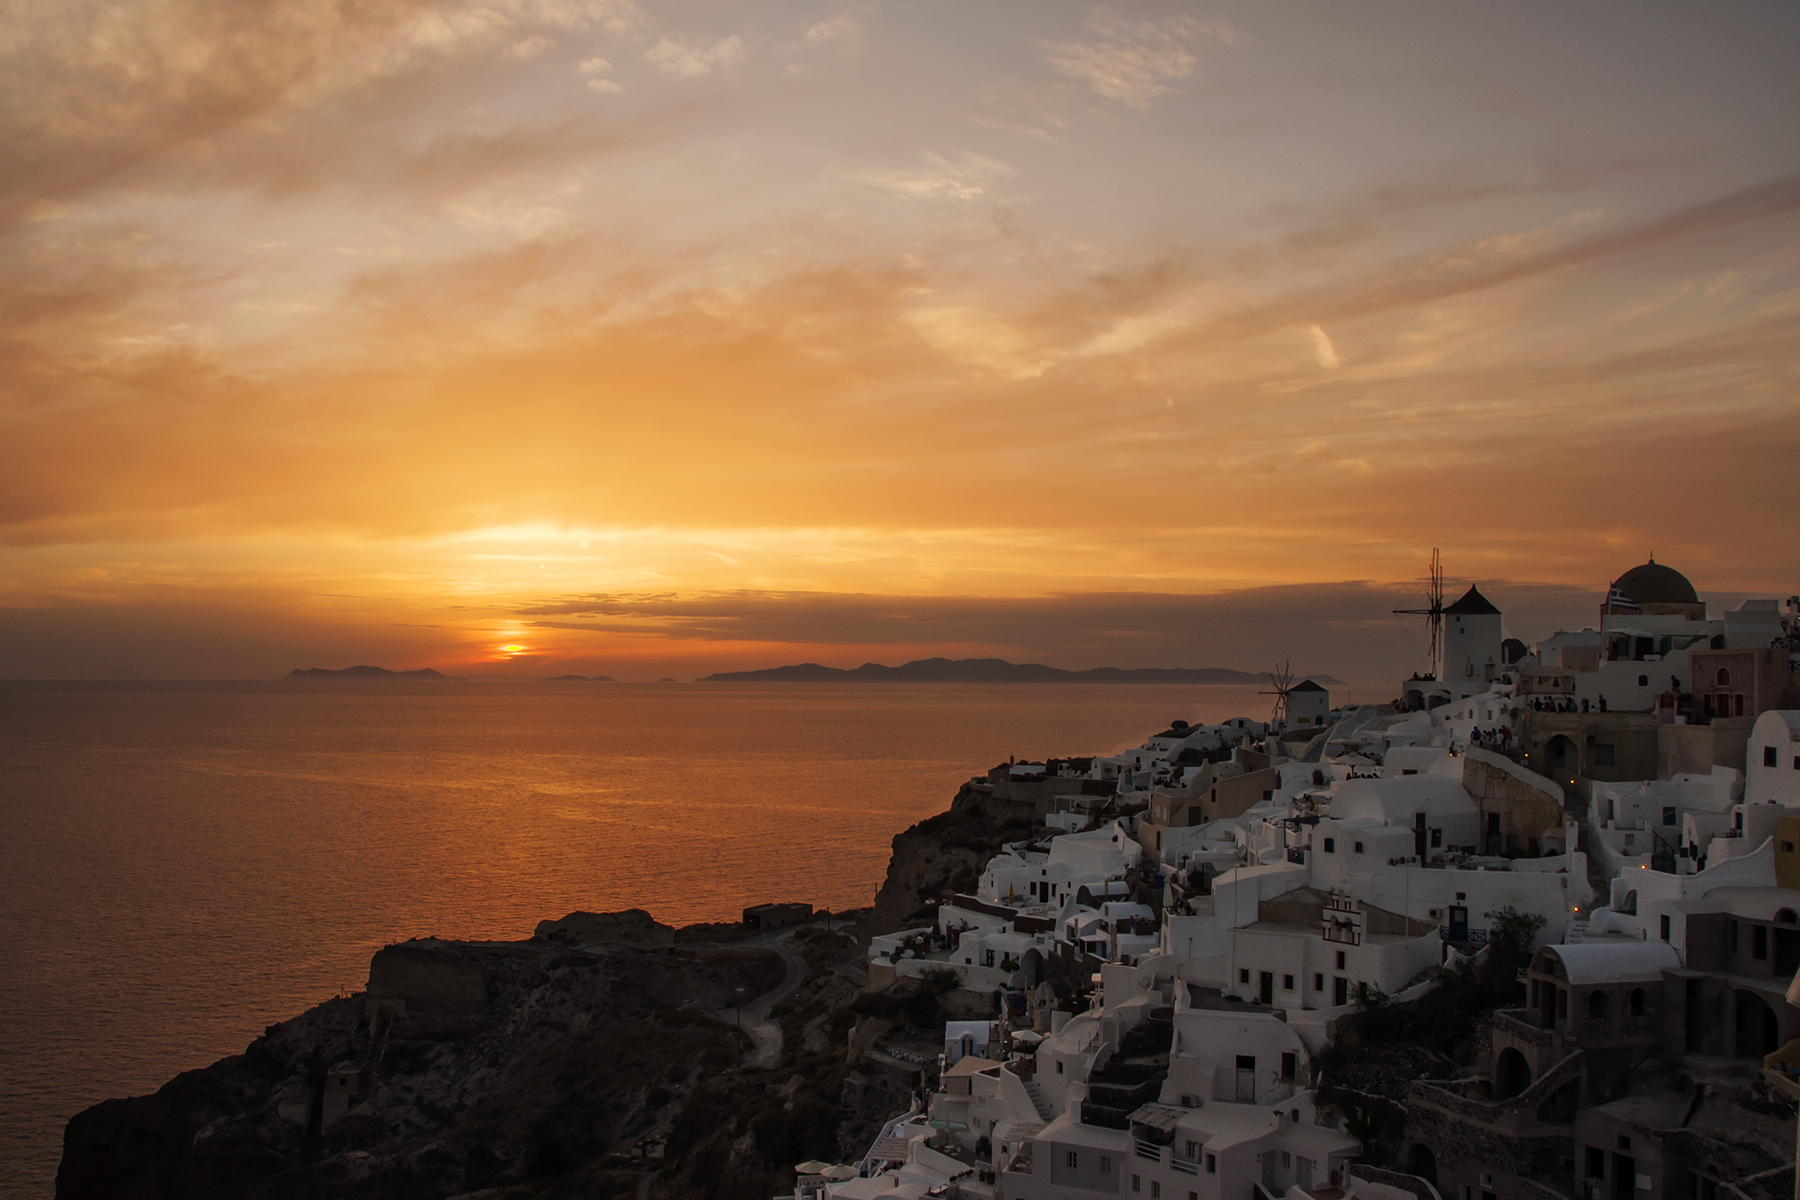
xmin=2 ymin=1 xmax=1797 ymax=681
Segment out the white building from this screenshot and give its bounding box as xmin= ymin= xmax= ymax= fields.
xmin=1588 ymin=769 xmax=1741 ymax=877
xmin=1749 ymin=711 xmax=1800 ymax=807
xmin=1443 ymin=586 xmax=1504 ymax=695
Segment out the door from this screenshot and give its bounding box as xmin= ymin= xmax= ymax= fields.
xmin=1613 ymin=1156 xmax=1636 ymax=1200
xmin=1259 ymin=971 xmax=1274 ymax=1004
xmin=1236 ymin=1055 xmax=1256 ymax=1102
xmin=1415 ymin=812 xmax=1428 ymax=860
xmin=1449 ymin=906 xmax=1469 ymax=942
xmin=1333 ymin=976 xmax=1348 ymax=1006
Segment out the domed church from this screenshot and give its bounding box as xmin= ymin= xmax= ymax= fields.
xmin=1602 ymin=557 xmax=1706 ymax=622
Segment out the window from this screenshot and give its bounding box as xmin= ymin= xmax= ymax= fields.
xmin=1639 ymin=675 xmax=1649 ymax=687
xmin=1101 ymin=1156 xmax=1112 ymax=1172
xmin=1754 ymin=925 xmax=1768 ymax=960
xmin=1132 ymin=1174 xmax=1141 ymax=1193
xmin=1323 ymin=837 xmax=1335 ymax=853
xmin=1768 ymin=747 xmax=1781 ymax=768
xmin=984 ymin=949 xmax=995 ymax=967
xmin=1153 ymin=1184 xmax=1162 ymax=1199
xmin=1056 ymin=1061 xmax=1064 ymax=1075
xmin=1281 ymin=1051 xmax=1297 ymax=1080
xmin=1336 ymin=950 xmax=1346 ymax=969
xmin=1594 ymin=744 xmax=1616 ymax=768
xmin=1587 ymin=1147 xmax=1606 ymax=1178
xmin=1314 ymin=972 xmax=1324 ymax=991
xmin=1630 ymin=988 xmax=1646 ymax=1017
xmin=1354 ymin=841 xmax=1365 ymax=853
xmin=1662 ymin=806 xmax=1677 ymax=826
xmin=1067 ymin=1151 xmax=1079 ymax=1168
xmin=1206 ymin=1154 xmax=1217 ymax=1174
xmin=1588 ymin=991 xmax=1608 ymax=1019
xmin=1186 ymin=1141 xmax=1198 ymax=1158
xmin=1660 ymin=915 xmax=1671 ymax=941
xmin=1283 ymin=974 xmax=1294 ymax=990
xmin=1618 ymin=1135 xmax=1632 ymax=1151
xmin=1431 ymin=828 xmax=1442 ymax=848
xmin=1240 ymin=968 xmax=1251 ymax=984
xmin=1281 ymin=1152 xmax=1292 ymax=1168
xmin=1557 ymin=989 xmax=1568 ymax=1019
xmin=1716 ymin=668 xmax=1730 ymax=687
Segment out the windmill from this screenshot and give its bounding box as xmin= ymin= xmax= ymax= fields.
xmin=1393 ymin=547 xmax=1447 ymax=680
xmin=1262 ymin=660 xmax=1296 ymax=728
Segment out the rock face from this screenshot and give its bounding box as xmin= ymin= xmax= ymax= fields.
xmin=869 ymin=780 xmax=1042 ymax=934
xmin=57 ymin=916 xmax=788 ymax=1199
xmin=532 ymin=909 xmax=676 ymax=953
xmin=57 ymin=775 xmax=985 ymax=1199
xmin=365 ymin=943 xmax=488 ymax=1018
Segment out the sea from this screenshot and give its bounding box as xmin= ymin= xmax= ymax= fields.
xmin=0 ymin=678 xmax=1326 ymax=1196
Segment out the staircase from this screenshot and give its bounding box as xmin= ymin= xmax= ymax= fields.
xmin=1565 ymin=919 xmax=1588 ymax=944
xmin=1022 ymin=1079 xmax=1056 ymax=1122
xmin=1574 ymin=818 xmax=1610 ymax=902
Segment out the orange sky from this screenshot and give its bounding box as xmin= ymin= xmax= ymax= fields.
xmin=2 ymin=2 xmax=1796 ymax=680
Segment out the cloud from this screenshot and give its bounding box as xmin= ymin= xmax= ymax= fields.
xmin=505 ymin=36 xmax=552 ymax=59
xmin=843 ymin=151 xmax=1016 ymax=202
xmin=803 ymin=14 xmax=856 ymax=46
xmin=644 ymin=35 xmax=748 ymax=78
xmin=1042 ymin=10 xmax=1239 ymax=108
xmin=512 ymin=581 xmax=1602 ymax=681
xmin=1308 ymin=324 xmax=1340 ymax=368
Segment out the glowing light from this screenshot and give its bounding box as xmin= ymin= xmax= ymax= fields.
xmin=501 ymin=644 xmax=526 ymax=653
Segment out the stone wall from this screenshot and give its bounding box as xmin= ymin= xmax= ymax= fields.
xmin=1464 ymin=749 xmax=1567 ymax=855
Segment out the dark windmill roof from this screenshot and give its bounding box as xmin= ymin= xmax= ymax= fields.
xmin=1611 ymin=559 xmax=1698 ymax=605
xmin=1444 ymin=585 xmax=1501 ymax=616
xmin=1290 ymin=679 xmax=1328 ymax=692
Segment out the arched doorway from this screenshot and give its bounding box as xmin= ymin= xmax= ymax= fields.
xmin=1494 ymin=1047 xmax=1532 ymax=1100
xmin=1408 ymin=1144 xmax=1438 ymax=1185
xmin=1546 ymin=735 xmax=1578 ymax=777
xmin=1734 ymin=990 xmax=1779 ymax=1059
xmin=1020 ymin=948 xmax=1044 ymax=987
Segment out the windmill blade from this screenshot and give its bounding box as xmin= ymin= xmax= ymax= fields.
xmin=1392 ymin=547 xmax=1447 ymax=679
xmin=1261 ymin=659 xmax=1294 ymax=725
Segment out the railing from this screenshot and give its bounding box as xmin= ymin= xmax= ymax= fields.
xmin=1323 ymin=923 xmax=1362 ymax=946
xmin=1173 ymin=1157 xmax=1199 ymax=1176
xmin=1136 ymin=1140 xmax=1162 ymax=1161
xmin=1439 ymin=926 xmax=1488 ymax=944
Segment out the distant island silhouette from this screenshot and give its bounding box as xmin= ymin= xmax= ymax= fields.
xmin=701 ymin=657 xmax=1342 ymax=685
xmin=284 ymin=666 xmax=453 ymax=680
xmin=544 ymin=675 xmax=614 ymax=682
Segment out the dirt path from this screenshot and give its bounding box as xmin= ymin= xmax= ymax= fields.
xmin=736 ymin=936 xmax=806 ymax=1069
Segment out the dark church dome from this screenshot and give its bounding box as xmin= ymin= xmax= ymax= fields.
xmin=1610 ymin=559 xmax=1698 ymax=605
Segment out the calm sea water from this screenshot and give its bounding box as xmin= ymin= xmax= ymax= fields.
xmin=0 ymin=679 xmax=1296 ymax=1196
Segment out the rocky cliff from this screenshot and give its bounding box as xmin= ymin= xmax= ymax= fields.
xmin=868 ymin=776 xmax=1044 ymax=933
xmin=57 ymin=775 xmax=1015 ymax=1199
xmin=57 ymin=911 xmax=876 ymax=1200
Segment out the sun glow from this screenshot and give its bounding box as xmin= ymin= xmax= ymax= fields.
xmin=500 ymin=644 xmax=526 ymax=654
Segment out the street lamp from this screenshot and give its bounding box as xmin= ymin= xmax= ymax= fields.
xmin=733 ymin=987 xmax=746 ymax=1066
